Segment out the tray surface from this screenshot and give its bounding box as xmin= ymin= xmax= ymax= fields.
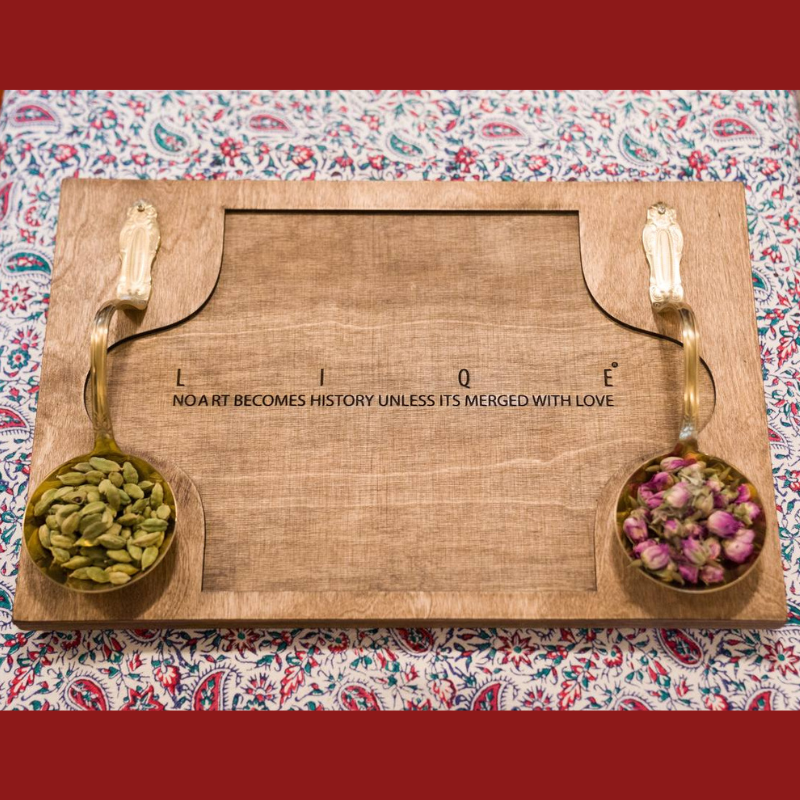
xmin=13 ymin=179 xmax=786 ymax=628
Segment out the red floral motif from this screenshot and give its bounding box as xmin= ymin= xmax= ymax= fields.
xmin=220 ymin=137 xmax=243 ymax=166
xmin=763 ymin=641 xmax=800 ymax=677
xmin=0 ymin=283 xmax=32 ymax=313
xmin=121 ymin=685 xmax=165 ymax=711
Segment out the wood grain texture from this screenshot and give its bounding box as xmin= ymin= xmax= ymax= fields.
xmin=13 ymin=180 xmax=786 ymax=628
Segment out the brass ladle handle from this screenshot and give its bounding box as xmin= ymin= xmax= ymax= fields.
xmin=643 ymin=202 xmax=699 ymax=446
xmin=89 ymin=200 xmax=160 ymax=453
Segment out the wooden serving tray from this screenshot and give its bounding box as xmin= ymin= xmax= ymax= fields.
xmin=13 ymin=179 xmax=786 ymax=628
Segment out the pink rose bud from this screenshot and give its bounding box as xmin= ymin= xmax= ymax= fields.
xmin=663 ymin=519 xmax=683 ymax=538
xmin=678 ymin=563 xmax=700 ymax=584
xmin=661 ymin=457 xmax=688 ymax=472
xmin=700 ymin=564 xmax=725 ymax=585
xmin=737 ymin=501 xmax=761 ymax=525
xmin=649 ymin=471 xmax=675 ymax=492
xmin=684 ymin=521 xmax=704 ymax=538
xmin=736 ymin=485 xmax=752 ymax=503
xmin=682 ymin=537 xmax=708 ymax=566
xmin=736 ymin=528 xmax=755 ymax=545
xmin=693 ymin=491 xmax=714 ymax=516
xmin=707 ymin=510 xmax=741 ymax=539
xmin=723 ymin=536 xmax=754 ymax=564
xmin=623 ymin=513 xmax=649 ymax=544
xmin=663 ymin=482 xmax=692 ymax=509
xmin=680 ymin=463 xmax=705 ymax=481
xmin=706 ymin=477 xmax=724 ymax=493
xmin=635 ymin=541 xmax=672 ymax=571
xmin=706 ymin=536 xmax=722 ymax=560
xmin=713 ymin=493 xmax=727 ymax=509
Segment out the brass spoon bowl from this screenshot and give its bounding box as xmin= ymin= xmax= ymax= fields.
xmin=23 ymin=201 xmax=176 ymax=593
xmin=615 ymin=203 xmax=765 ymax=593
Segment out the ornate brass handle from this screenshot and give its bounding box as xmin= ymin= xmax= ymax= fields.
xmin=89 ymin=200 xmax=160 ymax=452
xmin=643 ymin=202 xmax=699 ymax=445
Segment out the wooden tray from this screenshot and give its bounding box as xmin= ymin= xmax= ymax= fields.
xmin=13 ymin=179 xmax=786 ymax=628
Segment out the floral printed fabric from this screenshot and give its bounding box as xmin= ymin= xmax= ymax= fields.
xmin=1 ymin=90 xmax=799 ymax=710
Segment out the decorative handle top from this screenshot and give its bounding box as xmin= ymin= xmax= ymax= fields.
xmin=642 ymin=201 xmax=684 ymax=308
xmin=117 ymin=199 xmax=160 ymax=310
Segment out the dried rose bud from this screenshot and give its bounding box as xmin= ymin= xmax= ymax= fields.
xmin=736 ymin=485 xmax=753 ymax=503
xmin=663 ymin=482 xmax=692 ymax=510
xmin=735 ymin=501 xmax=761 ymax=526
xmin=661 ymin=457 xmax=688 ymax=472
xmin=635 ymin=541 xmax=672 ymax=571
xmin=706 ymin=536 xmax=722 ymax=560
xmin=706 ymin=476 xmax=724 ymax=493
xmin=682 ymin=537 xmax=708 ymax=566
xmin=623 ymin=512 xmax=649 ymax=544
xmin=663 ymin=519 xmax=683 ymax=538
xmin=638 ymin=484 xmax=665 ymax=510
xmin=700 ymin=564 xmax=725 ymax=585
xmin=678 ymin=563 xmax=700 ymax=584
xmin=649 ymin=471 xmax=675 ymax=492
xmin=684 ymin=521 xmax=705 ymax=538
xmin=707 ymin=510 xmax=741 ymax=539
xmin=679 ymin=463 xmax=706 ymax=483
xmin=692 ymin=490 xmax=714 ymax=516
xmin=722 ymin=533 xmax=754 ymax=565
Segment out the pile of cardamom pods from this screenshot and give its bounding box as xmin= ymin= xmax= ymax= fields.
xmin=32 ymin=457 xmax=173 ymax=586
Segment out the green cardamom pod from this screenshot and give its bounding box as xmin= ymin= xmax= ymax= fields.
xmin=97 ymin=533 xmax=127 ymax=549
xmin=106 ymin=563 xmax=139 ymax=575
xmin=79 ymin=513 xmax=103 ymax=533
xmin=50 ymin=533 xmax=77 ymax=548
xmin=105 ymin=484 xmax=121 ymax=512
xmin=57 ymin=472 xmax=88 ymax=486
xmin=109 ymin=471 xmax=124 ymax=488
xmin=85 ymin=566 xmax=111 ymax=583
xmin=138 ymin=518 xmax=168 ymax=533
xmin=84 ymin=470 xmax=105 ymax=485
xmin=89 ymin=457 xmax=122 ymax=473
xmin=122 ymin=462 xmax=139 ymax=484
xmin=108 ymin=571 xmax=131 ymax=585
xmin=69 ymin=567 xmax=92 ymax=581
xmin=60 ymin=513 xmax=81 ymax=537
xmin=156 ymin=504 xmax=172 ymax=521
xmin=73 ymin=462 xmax=94 ymax=473
xmin=140 ymin=546 xmax=159 ymax=570
xmin=106 ymin=549 xmax=133 ymax=563
xmin=83 ymin=520 xmax=112 ymax=539
xmin=132 ymin=531 xmax=162 ymax=547
xmin=124 ymin=483 xmax=144 ymax=500
xmin=127 ymin=542 xmax=143 ymax=561
xmin=80 ymin=501 xmax=106 ymax=517
xmin=150 ymin=483 xmax=164 ymax=508
xmin=55 ymin=504 xmax=81 ymax=525
xmin=38 ymin=524 xmax=52 ymax=549
xmin=33 ymin=488 xmax=58 ymax=517
xmin=61 ymin=556 xmax=91 ymax=570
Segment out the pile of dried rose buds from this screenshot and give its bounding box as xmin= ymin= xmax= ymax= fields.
xmin=620 ymin=454 xmax=762 ymax=588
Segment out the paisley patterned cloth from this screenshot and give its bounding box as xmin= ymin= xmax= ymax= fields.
xmin=1 ymin=90 xmax=799 ymax=710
